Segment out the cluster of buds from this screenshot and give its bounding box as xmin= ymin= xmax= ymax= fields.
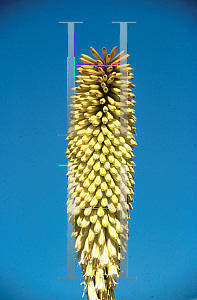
xmin=66 ymin=46 xmax=137 ymax=300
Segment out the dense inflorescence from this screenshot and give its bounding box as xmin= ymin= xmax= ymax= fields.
xmin=65 ymin=46 xmax=137 ymax=300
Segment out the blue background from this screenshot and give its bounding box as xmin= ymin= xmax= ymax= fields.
xmin=0 ymin=0 xmax=197 ymax=299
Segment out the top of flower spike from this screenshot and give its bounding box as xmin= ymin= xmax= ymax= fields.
xmin=79 ymin=46 xmax=130 ymax=67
